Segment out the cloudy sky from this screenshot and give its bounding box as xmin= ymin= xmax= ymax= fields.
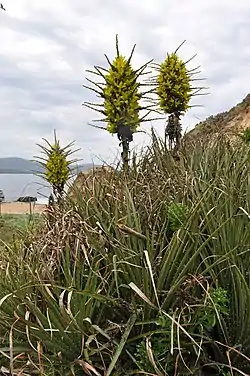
xmin=1 ymin=0 xmax=250 ymax=165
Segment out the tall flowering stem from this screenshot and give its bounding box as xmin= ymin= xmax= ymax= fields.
xmin=35 ymin=131 xmax=79 ymax=204
xmin=83 ymin=35 xmax=158 ymax=170
xmin=148 ymin=41 xmax=208 ymax=153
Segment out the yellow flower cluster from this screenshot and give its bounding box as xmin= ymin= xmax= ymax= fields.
xmin=45 ymin=145 xmax=69 ymax=187
xmin=157 ymin=53 xmax=191 ymax=115
xmin=103 ymin=55 xmax=141 ymax=134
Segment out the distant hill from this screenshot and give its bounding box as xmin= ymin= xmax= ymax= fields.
xmin=0 ymin=158 xmax=41 ymax=174
xmin=184 ymin=93 xmax=250 ymax=144
xmin=0 ymin=157 xmax=95 ymax=174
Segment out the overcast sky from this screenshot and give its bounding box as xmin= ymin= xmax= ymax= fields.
xmin=1 ymin=0 xmax=250 ymax=164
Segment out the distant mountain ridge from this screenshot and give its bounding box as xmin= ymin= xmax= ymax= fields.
xmin=0 ymin=157 xmax=94 ymax=174
xmin=0 ymin=158 xmax=41 ymax=174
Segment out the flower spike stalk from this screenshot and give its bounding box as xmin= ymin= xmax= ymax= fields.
xmin=83 ymin=35 xmax=157 ymax=170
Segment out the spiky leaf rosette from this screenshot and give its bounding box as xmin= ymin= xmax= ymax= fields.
xmin=103 ymin=55 xmax=141 ymax=134
xmin=157 ymin=52 xmax=192 ymax=115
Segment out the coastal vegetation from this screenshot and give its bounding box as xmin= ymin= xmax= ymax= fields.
xmin=0 ymin=36 xmax=250 ymax=376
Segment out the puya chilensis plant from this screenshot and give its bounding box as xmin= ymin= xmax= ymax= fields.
xmin=83 ymin=34 xmax=158 ymax=170
xmin=148 ymin=40 xmax=208 ymax=153
xmin=35 ymin=131 xmax=79 ymax=203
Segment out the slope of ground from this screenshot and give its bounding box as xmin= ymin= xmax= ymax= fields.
xmin=184 ymin=93 xmax=250 ymax=143
xmin=68 ymin=165 xmax=114 ymax=199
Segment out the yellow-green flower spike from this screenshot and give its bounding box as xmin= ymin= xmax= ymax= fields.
xmin=104 ymin=55 xmax=141 ymax=134
xmin=45 ymin=145 xmax=70 ymax=188
xmin=83 ymin=35 xmax=155 ymax=137
xmin=157 ymin=52 xmax=192 ymax=115
xmin=35 ymin=132 xmax=79 ymax=201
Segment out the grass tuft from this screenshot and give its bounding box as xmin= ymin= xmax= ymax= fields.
xmin=0 ymin=136 xmax=250 ymax=374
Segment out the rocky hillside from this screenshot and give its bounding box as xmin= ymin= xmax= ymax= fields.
xmin=184 ymin=93 xmax=250 ymax=144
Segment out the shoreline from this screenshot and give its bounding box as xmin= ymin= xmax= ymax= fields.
xmin=0 ymin=202 xmax=47 ymax=215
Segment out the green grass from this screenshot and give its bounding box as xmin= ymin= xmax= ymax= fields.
xmin=0 ymin=137 xmax=250 ymax=375
xmin=0 ymin=213 xmax=42 ymax=246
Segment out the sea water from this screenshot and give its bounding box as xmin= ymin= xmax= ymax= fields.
xmin=0 ymin=174 xmax=51 ymax=204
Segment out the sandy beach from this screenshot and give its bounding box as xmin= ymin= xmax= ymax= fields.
xmin=0 ymin=202 xmax=47 ymax=215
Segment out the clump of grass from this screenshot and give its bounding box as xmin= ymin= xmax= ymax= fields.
xmin=0 ymin=213 xmax=41 ymax=245
xmin=0 ymin=137 xmax=250 ymax=375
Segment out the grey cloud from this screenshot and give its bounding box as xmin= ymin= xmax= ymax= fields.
xmin=1 ymin=0 xmax=250 ymax=160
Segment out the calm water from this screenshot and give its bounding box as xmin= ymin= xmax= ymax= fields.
xmin=0 ymin=174 xmax=52 ymax=204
